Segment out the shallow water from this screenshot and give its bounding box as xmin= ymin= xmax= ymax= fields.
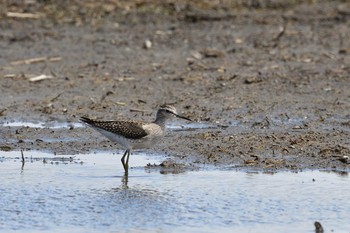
xmin=2 ymin=120 xmax=211 ymax=131
xmin=3 ymin=114 xmax=348 ymax=132
xmin=1 ymin=121 xmax=84 ymax=129
xmin=0 ymin=151 xmax=349 ymax=233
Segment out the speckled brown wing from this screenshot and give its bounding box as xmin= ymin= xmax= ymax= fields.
xmin=80 ymin=117 xmax=148 ymax=139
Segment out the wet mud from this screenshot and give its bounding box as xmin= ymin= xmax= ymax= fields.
xmin=0 ymin=1 xmax=350 ymax=171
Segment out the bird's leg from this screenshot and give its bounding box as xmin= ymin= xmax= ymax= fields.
xmin=125 ymin=149 xmax=131 ymax=172
xmin=121 ymin=150 xmax=128 ymax=173
xmin=121 ymin=173 xmax=129 ymax=188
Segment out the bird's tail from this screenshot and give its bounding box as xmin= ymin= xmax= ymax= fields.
xmin=80 ymin=116 xmax=96 ymax=125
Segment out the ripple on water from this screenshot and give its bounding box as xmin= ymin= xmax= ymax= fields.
xmin=0 ymin=151 xmax=349 ymax=233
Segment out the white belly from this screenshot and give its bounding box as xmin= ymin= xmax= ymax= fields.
xmin=94 ymin=127 xmax=162 ymax=150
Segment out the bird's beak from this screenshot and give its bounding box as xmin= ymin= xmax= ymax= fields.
xmin=175 ymin=114 xmax=192 ymax=121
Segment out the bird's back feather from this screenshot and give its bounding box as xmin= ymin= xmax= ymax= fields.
xmin=80 ymin=117 xmax=149 ymax=139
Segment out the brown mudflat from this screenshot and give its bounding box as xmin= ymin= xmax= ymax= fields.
xmin=0 ymin=0 xmax=349 ymax=171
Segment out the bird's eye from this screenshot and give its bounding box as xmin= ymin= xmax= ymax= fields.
xmin=165 ymin=110 xmax=171 ymax=113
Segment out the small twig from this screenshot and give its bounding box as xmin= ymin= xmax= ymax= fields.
xmin=265 ymin=116 xmax=271 ymax=127
xmin=273 ymin=26 xmax=286 ymax=42
xmin=266 ymin=103 xmax=276 ymax=110
xmin=129 ymin=108 xmax=146 ymax=113
xmin=116 ymin=102 xmax=126 ymax=106
xmin=28 ymin=74 xmax=54 ymax=82
xmin=11 ymin=56 xmax=61 ymax=65
xmin=6 ymin=12 xmax=41 ymax=19
xmin=21 ymin=149 xmax=25 ymax=170
xmin=272 ymin=20 xmax=287 ymax=48
xmin=284 ymin=113 xmax=290 ymax=120
xmin=50 ymin=92 xmax=63 ymax=102
xmin=3 ymin=74 xmax=16 ymax=78
xmin=11 ymin=57 xmax=46 ymax=65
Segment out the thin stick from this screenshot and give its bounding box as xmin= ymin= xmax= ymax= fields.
xmin=11 ymin=56 xmax=61 ymax=65
xmin=6 ymin=12 xmax=41 ymax=19
xmin=11 ymin=57 xmax=47 ymax=65
xmin=21 ymin=149 xmax=25 ymax=169
xmin=129 ymin=108 xmax=146 ymax=113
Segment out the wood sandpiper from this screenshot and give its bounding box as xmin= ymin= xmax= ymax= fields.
xmin=81 ymin=104 xmax=191 ymax=173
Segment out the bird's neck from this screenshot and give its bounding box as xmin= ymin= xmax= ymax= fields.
xmin=154 ymin=116 xmax=167 ymax=130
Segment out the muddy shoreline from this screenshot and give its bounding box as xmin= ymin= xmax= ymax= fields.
xmin=1 ymin=1 xmax=349 ymax=171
